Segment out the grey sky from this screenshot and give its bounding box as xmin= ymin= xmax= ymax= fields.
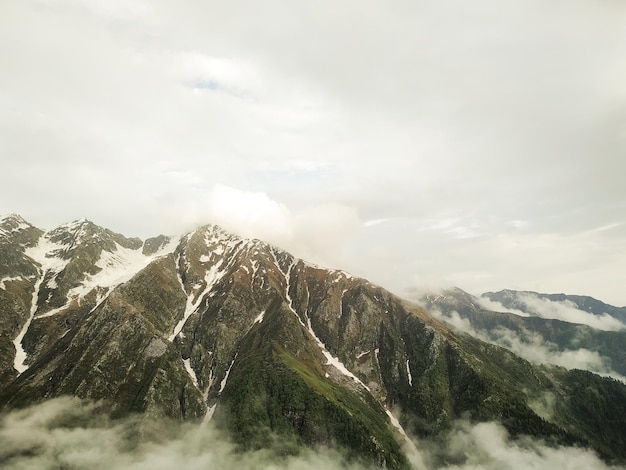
xmin=1 ymin=0 xmax=625 ymax=305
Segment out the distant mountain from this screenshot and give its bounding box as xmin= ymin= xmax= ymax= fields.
xmin=419 ymin=287 xmax=626 ymax=378
xmin=483 ymin=289 xmax=626 ymax=324
xmin=2 ymin=215 xmax=626 ymax=468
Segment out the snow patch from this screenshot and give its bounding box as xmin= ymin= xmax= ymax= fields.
xmin=406 ymin=359 xmax=413 ymax=386
xmin=175 ymin=253 xmax=186 ymax=294
xmin=183 ymin=358 xmax=199 ymax=388
xmin=152 ymin=235 xmax=180 ymax=258
xmin=219 ymin=356 xmax=237 ymax=394
xmin=36 ymin=242 xmax=154 ymax=320
xmin=170 ymin=238 xmax=248 ymax=341
xmin=250 ymin=259 xmax=259 ymax=278
xmin=0 ymin=276 xmax=23 ymax=290
xmin=274 ymin=251 xmax=370 ymax=392
xmin=74 ymin=242 xmax=152 ymax=297
xmin=385 ymin=407 xmax=419 ymax=455
xmin=332 ymin=269 xmax=355 ymax=282
xmin=0 ymin=214 xmax=32 ymax=236
xmin=339 ymin=288 xmax=348 ymax=318
xmin=25 ymin=234 xmax=71 ymax=275
xmin=253 ymin=310 xmax=265 ymax=324
xmin=321 ymin=346 xmax=370 ymax=390
xmin=12 ymin=234 xmax=79 ymax=372
xmin=203 ymin=405 xmax=217 ymax=424
xmin=203 ymin=354 xmax=238 ymax=425
xmin=13 ymin=273 xmax=44 ymax=373
xmin=169 ymin=262 xmax=226 ymax=341
xmin=35 ymin=304 xmax=71 ymax=319
xmin=46 ymin=276 xmax=59 ymax=289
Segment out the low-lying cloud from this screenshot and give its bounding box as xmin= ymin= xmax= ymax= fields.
xmin=1 ymin=397 xmax=622 ymax=470
xmin=483 ymin=293 xmax=625 ymax=331
xmin=0 ymin=397 xmax=365 ymax=470
xmin=475 ymin=297 xmax=529 ymax=317
xmin=163 ymin=184 xmax=361 ymax=271
xmin=426 ymin=421 xmax=617 ymax=470
xmin=488 ymin=326 xmax=626 ymax=382
xmin=428 ymin=308 xmax=626 ymax=383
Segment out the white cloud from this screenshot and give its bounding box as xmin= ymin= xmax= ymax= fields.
xmin=161 ymin=184 xmax=361 ymax=270
xmin=428 ymin=309 xmax=625 ymax=382
xmin=0 ymin=397 xmax=365 ymax=470
xmin=1 ymin=397 xmax=619 ymax=470
xmin=489 ymin=327 xmax=625 ymax=382
xmin=429 ymin=421 xmax=616 ymax=470
xmin=206 ymin=184 xmax=294 ymax=242
xmin=515 ymin=293 xmax=625 ymax=331
xmin=475 ymin=297 xmax=530 ymax=317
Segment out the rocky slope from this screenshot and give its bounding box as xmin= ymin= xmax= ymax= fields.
xmin=1 ymin=215 xmax=626 ymax=468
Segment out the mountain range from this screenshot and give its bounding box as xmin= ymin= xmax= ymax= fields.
xmin=1 ymin=213 xmax=625 ymax=469
xmin=418 ymin=287 xmax=626 ymax=381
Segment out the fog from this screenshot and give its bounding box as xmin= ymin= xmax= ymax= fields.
xmin=0 ymin=398 xmax=365 ymax=470
xmin=480 ymin=293 xmax=626 ymax=331
xmin=428 ymin=308 xmax=626 ymax=383
xmin=428 ymin=420 xmax=617 ymax=470
xmin=1 ymin=397 xmax=622 ymax=469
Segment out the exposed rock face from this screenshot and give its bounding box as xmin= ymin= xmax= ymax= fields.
xmin=1 ymin=216 xmax=626 ymax=467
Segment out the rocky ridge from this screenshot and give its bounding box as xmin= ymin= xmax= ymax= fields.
xmin=1 ymin=215 xmax=626 ymax=468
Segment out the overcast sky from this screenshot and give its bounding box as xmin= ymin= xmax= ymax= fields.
xmin=2 ymin=0 xmax=625 ymax=305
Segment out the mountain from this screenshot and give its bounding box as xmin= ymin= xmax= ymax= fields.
xmin=1 ymin=215 xmax=626 ymax=468
xmin=483 ymin=289 xmax=626 ymax=324
xmin=419 ymin=287 xmax=626 ymax=379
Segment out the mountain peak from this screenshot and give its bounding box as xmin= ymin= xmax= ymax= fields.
xmin=0 ymin=214 xmax=42 ymax=248
xmin=0 ymin=212 xmax=28 ymax=223
xmin=54 ymin=217 xmax=95 ymax=233
xmin=0 ymin=213 xmax=33 ymax=232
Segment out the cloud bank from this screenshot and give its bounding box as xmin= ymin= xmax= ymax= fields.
xmin=0 ymin=398 xmax=365 ymax=470
xmin=476 ymin=293 xmax=625 ymax=331
xmin=0 ymin=398 xmax=620 ymax=470
xmin=428 ymin=308 xmax=626 ymax=383
xmin=428 ymin=421 xmax=617 ymax=470
xmin=511 ymin=293 xmax=625 ymax=331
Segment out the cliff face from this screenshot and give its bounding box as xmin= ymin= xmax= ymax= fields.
xmin=1 ymin=216 xmax=625 ymax=467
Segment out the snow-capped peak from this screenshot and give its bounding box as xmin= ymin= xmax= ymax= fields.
xmin=0 ymin=213 xmax=28 ymax=224
xmin=0 ymin=213 xmax=34 ymax=237
xmin=48 ymin=219 xmax=95 ymax=244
